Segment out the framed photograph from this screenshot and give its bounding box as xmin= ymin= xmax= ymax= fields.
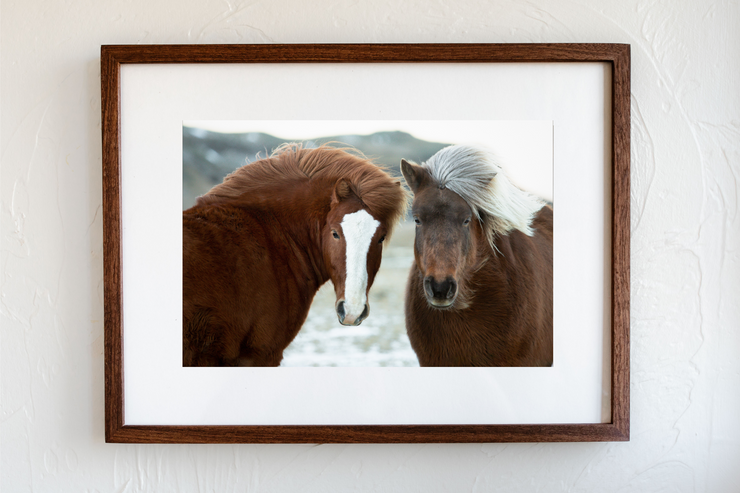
xmin=102 ymin=44 xmax=630 ymax=443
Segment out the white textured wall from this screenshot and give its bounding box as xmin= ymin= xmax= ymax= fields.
xmin=1 ymin=1 xmax=738 ymax=491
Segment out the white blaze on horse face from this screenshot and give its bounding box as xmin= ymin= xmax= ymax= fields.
xmin=340 ymin=209 xmax=380 ymax=321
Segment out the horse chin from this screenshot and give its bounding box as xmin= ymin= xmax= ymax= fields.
xmin=337 ymin=314 xmax=366 ymax=326
xmin=427 ymin=296 xmax=457 ymax=310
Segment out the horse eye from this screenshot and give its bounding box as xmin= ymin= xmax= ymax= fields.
xmin=332 ymin=230 xmax=340 ymax=239
xmin=379 ymin=235 xmax=386 ymax=244
xmin=463 ymin=218 xmax=471 ymax=226
xmin=414 ymin=217 xmax=421 ymax=225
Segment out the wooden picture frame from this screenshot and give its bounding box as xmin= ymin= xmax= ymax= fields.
xmin=102 ymin=43 xmax=630 ymax=443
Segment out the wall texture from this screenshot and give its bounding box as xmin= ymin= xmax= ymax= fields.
xmin=2 ymin=0 xmax=738 ymax=491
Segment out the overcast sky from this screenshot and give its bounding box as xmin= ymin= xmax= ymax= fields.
xmin=184 ymin=120 xmax=553 ymax=201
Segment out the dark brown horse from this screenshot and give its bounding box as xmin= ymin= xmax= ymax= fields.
xmin=183 ymin=144 xmax=407 ymax=366
xmin=401 ymin=144 xmax=553 ymax=367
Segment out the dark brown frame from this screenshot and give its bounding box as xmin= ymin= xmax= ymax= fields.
xmin=102 ymin=43 xmax=629 ymax=444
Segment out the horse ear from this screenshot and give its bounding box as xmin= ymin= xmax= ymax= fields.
xmin=332 ymin=178 xmax=357 ymax=204
xmin=400 ymin=159 xmax=423 ymax=194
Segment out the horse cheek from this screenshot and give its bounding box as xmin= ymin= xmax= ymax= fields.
xmin=333 ymin=245 xmax=347 ymax=299
xmin=461 ymin=228 xmax=474 ymax=271
xmin=366 ymin=246 xmax=382 ymax=291
xmin=413 ymin=228 xmax=426 ymax=272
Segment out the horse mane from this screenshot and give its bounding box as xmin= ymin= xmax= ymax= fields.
xmin=421 ymin=144 xmax=544 ymax=247
xmin=197 ymin=143 xmax=409 ymax=234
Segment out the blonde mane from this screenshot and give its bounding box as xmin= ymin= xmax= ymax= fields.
xmin=422 ymin=144 xmax=544 ymax=247
xmin=197 ymin=143 xmax=409 ymax=232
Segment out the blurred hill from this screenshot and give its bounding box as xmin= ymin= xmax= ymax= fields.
xmin=183 ymin=126 xmax=450 ymax=209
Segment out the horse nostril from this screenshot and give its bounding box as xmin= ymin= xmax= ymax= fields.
xmin=423 ymin=277 xmax=435 ymax=299
xmin=356 ymin=304 xmax=369 ymax=325
xmin=336 ymin=300 xmax=346 ymax=323
xmin=427 ymin=277 xmax=456 ymax=300
xmin=447 ymin=280 xmax=457 ymax=299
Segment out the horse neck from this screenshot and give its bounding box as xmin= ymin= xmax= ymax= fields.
xmin=467 ymin=225 xmax=511 ymax=292
xmin=258 ymin=179 xmax=333 ymax=288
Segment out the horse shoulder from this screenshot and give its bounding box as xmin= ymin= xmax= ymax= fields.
xmin=183 ymin=206 xmax=279 ymax=365
xmin=495 ymin=207 xmax=553 ymax=366
xmin=453 ymin=234 xmax=551 ymax=366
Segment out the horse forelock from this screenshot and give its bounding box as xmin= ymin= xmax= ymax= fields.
xmin=198 ymin=143 xmax=408 ymax=235
xmin=422 ymin=144 xmax=544 ymax=248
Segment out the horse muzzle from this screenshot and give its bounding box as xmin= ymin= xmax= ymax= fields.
xmin=336 ymin=300 xmax=369 ymax=326
xmin=423 ymin=276 xmax=458 ymax=308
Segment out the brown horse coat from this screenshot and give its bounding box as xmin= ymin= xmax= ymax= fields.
xmin=184 ymin=144 xmax=406 ymax=367
xmin=405 ymin=207 xmax=553 ymax=367
xmin=402 ymin=145 xmax=553 ymax=367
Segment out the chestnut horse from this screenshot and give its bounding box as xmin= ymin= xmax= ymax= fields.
xmin=183 ymin=144 xmax=407 ymax=366
xmin=401 ymin=145 xmax=553 ymax=367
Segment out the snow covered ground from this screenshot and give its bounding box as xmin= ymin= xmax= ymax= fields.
xmin=281 ymin=221 xmax=420 ymax=367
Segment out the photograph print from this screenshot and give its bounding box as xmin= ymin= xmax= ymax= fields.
xmin=182 ymin=120 xmax=553 ymax=368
